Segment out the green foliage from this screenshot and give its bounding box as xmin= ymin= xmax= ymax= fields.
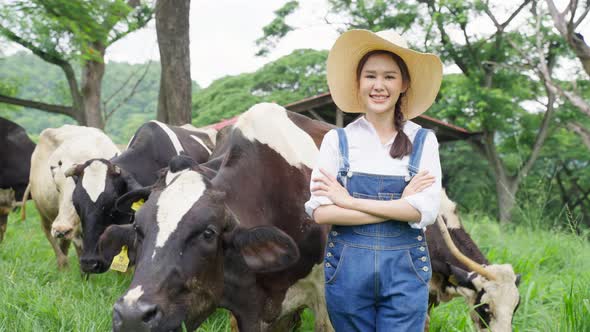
xmin=440 ymin=141 xmax=498 ymax=216
xmin=328 ymin=0 xmax=419 ymax=32
xmin=192 ymin=49 xmax=328 ymax=126
xmin=0 ymin=52 xmax=173 ymax=144
xmin=0 ymin=0 xmax=153 ymax=61
xmin=255 ymin=1 xmax=300 ymax=57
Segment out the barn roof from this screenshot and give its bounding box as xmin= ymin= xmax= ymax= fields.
xmin=204 ymin=92 xmax=480 ymax=142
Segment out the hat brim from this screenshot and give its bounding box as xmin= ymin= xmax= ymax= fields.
xmin=327 ymin=30 xmax=443 ymax=119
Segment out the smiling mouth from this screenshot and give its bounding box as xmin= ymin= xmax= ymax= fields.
xmin=370 ymin=95 xmax=389 ymax=102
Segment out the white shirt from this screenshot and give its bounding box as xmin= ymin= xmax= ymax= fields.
xmin=305 ymin=116 xmax=442 ymax=229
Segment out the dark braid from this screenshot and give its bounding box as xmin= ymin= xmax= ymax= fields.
xmin=390 ymin=93 xmax=412 ymax=158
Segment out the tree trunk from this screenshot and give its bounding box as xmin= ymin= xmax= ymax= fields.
xmin=155 ymin=0 xmax=192 ymax=125
xmin=495 ymin=174 xmax=519 ymax=224
xmin=81 ymin=42 xmax=106 ymax=129
xmin=157 ymin=76 xmax=168 ymax=123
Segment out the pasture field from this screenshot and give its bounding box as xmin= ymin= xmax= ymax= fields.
xmin=0 ymin=203 xmax=588 ymax=332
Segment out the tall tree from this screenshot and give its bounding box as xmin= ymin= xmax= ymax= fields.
xmin=155 ymin=0 xmax=191 ymax=125
xmin=0 ymin=0 xmax=153 ymax=128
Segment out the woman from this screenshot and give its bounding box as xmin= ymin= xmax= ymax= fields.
xmin=304 ymin=30 xmax=443 ymax=331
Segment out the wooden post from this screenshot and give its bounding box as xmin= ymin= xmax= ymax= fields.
xmin=308 ymin=108 xmax=327 ymax=122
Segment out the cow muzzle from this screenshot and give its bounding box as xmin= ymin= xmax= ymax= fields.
xmin=80 ymin=256 xmax=109 ymax=274
xmin=51 ymin=224 xmax=74 ymax=239
xmin=113 ymin=300 xmax=162 ymax=332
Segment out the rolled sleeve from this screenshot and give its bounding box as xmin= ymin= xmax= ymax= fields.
xmin=403 ymin=132 xmax=442 ymax=229
xmin=305 ymin=129 xmax=339 ymax=218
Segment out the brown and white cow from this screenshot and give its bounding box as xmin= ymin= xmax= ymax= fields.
xmin=0 ymin=117 xmax=35 ymax=243
xmin=65 ymin=120 xmax=215 ymax=274
xmin=28 ymin=125 xmax=120 ymax=268
xmin=98 ymin=103 xmax=333 ymax=332
xmin=426 ymin=190 xmax=521 ymax=331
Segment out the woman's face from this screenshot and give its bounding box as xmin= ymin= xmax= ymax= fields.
xmin=358 ymin=53 xmax=407 ymax=116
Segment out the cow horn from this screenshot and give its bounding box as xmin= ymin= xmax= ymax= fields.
xmin=435 ymin=216 xmax=497 ymax=281
xmin=64 ymin=164 xmax=80 ymax=177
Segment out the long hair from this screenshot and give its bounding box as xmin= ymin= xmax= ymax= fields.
xmin=356 ymin=50 xmax=412 ymax=159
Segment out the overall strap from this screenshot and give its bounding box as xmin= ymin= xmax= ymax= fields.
xmin=407 ymin=128 xmax=432 ymax=176
xmin=335 ymin=128 xmax=351 ymax=178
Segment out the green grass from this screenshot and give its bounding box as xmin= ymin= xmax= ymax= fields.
xmin=1 ymin=203 xmax=589 ymax=331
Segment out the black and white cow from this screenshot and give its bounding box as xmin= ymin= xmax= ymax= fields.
xmin=98 ymin=103 xmax=334 ymax=332
xmin=28 ymin=125 xmax=120 ymax=268
xmin=65 ymin=120 xmax=215 ymax=274
xmin=0 ymin=117 xmax=35 ymax=243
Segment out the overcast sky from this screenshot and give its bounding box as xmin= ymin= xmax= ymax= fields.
xmin=105 ymin=0 xmax=340 ymax=88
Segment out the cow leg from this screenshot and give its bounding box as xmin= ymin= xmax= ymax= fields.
xmin=73 ymin=237 xmax=83 ymax=260
xmin=230 ymin=313 xmax=238 ymax=332
xmin=59 ymin=238 xmax=71 ymax=256
xmin=272 ymin=263 xmax=333 ymax=332
xmin=0 ymin=212 xmax=8 ymax=243
xmin=40 ymin=216 xmax=69 ymax=269
xmin=310 ymin=281 xmax=332 ymax=332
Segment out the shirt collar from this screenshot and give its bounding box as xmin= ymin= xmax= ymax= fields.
xmin=349 ymin=116 xmax=421 ymax=146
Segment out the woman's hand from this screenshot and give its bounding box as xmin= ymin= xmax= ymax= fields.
xmin=402 ymin=170 xmax=435 ymax=198
xmin=311 ymin=168 xmax=354 ymax=209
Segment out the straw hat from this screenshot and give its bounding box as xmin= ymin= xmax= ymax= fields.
xmin=327 ymin=29 xmax=443 ymax=119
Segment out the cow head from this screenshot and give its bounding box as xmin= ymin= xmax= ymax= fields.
xmin=48 ymin=158 xmax=82 ymax=242
xmin=447 ymin=263 xmax=521 ymax=331
xmin=104 ymin=167 xmax=299 ymax=332
xmin=437 ymin=190 xmax=521 ymax=331
xmin=66 ymin=158 xmax=141 ymax=273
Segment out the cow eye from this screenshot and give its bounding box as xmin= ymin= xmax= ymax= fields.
xmin=203 ymin=228 xmax=216 ymax=240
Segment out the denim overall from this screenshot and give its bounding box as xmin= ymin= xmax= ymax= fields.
xmin=324 ymin=128 xmax=433 ymax=332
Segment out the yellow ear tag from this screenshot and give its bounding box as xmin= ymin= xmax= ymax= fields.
xmin=110 ymin=245 xmax=130 ymax=272
xmin=131 ymin=199 xmax=145 ymax=211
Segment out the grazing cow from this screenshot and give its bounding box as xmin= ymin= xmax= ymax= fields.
xmin=426 ymin=190 xmax=521 ymax=331
xmin=98 ymin=103 xmax=333 ymax=332
xmin=0 ymin=118 xmax=35 ymax=243
xmin=66 ymin=120 xmax=215 ymax=274
xmin=28 ymin=125 xmax=120 ymax=268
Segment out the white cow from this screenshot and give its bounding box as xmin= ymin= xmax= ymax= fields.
xmin=29 ymin=125 xmax=119 ymax=269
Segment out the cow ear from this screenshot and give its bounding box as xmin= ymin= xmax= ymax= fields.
xmin=120 ymin=169 xmax=143 ymax=191
xmin=225 ymin=226 xmax=300 ymax=273
xmin=196 ymin=164 xmax=217 ymax=180
xmin=115 ymin=187 xmax=152 ymax=215
xmin=64 ymin=163 xmax=85 ymax=182
xmin=449 ymin=264 xmax=477 ymax=290
xmin=98 ymin=224 xmax=137 ymax=267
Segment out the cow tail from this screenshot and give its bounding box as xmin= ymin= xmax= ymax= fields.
xmin=20 ymin=183 xmax=31 ymax=221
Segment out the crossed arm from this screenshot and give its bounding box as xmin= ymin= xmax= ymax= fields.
xmin=312 ymin=169 xmax=435 ymax=226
